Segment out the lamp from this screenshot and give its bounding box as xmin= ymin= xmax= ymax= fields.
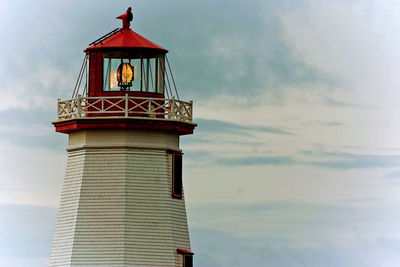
xmin=117 ymin=62 xmax=134 ymax=90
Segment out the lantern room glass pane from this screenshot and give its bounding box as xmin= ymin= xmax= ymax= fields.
xmin=103 ymin=58 xmax=120 ymax=91
xmin=130 ymin=58 xmax=141 ymax=91
xmin=142 ymin=58 xmax=156 ymax=93
xmin=103 ymin=57 xmax=142 ymax=91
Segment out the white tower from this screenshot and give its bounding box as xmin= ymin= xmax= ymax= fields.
xmin=49 ymin=8 xmax=196 ymax=267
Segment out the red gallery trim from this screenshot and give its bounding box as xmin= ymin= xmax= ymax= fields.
xmin=53 ymin=118 xmax=195 ymax=135
xmin=177 ymin=249 xmax=194 ymax=255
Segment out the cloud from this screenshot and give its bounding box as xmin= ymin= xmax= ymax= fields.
xmin=134 ymin=0 xmax=331 ymax=100
xmin=0 ymin=110 xmax=66 ymax=150
xmin=196 ymin=118 xmax=293 ymax=135
xmin=216 ymin=155 xmax=296 ymax=166
xmin=305 ymin=152 xmax=400 ymax=169
xmin=278 ymin=0 xmax=400 ymax=108
xmin=186 ymin=148 xmax=400 ymax=169
xmin=188 ymin=201 xmax=400 ymax=266
xmin=0 ymin=204 xmax=57 ymax=259
xmin=0 ymin=123 xmax=52 ymax=137
xmin=382 ymin=169 xmax=400 ymax=180
xmin=301 ymin=120 xmax=347 ymax=127
xmin=338 ymin=197 xmax=381 ymax=204
xmin=192 ymin=229 xmax=371 ymax=267
xmin=0 ymin=141 xmax=65 ymax=206
xmin=300 ymin=149 xmax=400 ymax=170
xmin=322 ymin=96 xmax=368 ymax=108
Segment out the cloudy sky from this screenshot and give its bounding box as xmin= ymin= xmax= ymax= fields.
xmin=2 ymin=0 xmax=400 ymax=266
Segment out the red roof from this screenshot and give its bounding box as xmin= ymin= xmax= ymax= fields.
xmin=177 ymin=248 xmax=194 ymax=255
xmin=85 ymin=28 xmax=168 ymax=53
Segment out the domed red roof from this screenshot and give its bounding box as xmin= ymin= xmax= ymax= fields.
xmin=85 ymin=28 xmax=168 ymax=53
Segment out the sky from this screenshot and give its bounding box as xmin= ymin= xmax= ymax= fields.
xmin=1 ymin=0 xmax=400 ymax=266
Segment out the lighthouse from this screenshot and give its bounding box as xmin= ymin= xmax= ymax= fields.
xmin=49 ymin=8 xmax=196 ymax=267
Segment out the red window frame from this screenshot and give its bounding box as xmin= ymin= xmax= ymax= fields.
xmin=177 ymin=248 xmax=194 ymax=267
xmin=168 ymin=149 xmax=183 ymax=199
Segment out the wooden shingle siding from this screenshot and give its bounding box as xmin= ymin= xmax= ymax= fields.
xmin=49 ymin=129 xmax=191 ymax=266
xmin=49 ymin=151 xmax=85 ymax=266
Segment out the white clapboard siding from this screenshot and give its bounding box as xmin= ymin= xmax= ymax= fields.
xmin=49 ymin=129 xmax=191 ymax=267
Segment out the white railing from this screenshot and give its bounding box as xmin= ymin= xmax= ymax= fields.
xmin=57 ymin=94 xmax=193 ymax=122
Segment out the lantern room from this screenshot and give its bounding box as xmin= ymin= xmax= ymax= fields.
xmin=84 ymin=26 xmax=168 ymax=97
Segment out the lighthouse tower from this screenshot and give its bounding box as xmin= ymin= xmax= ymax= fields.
xmin=49 ymin=8 xmax=195 ymax=267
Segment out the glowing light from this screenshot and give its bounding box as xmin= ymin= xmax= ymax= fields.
xmin=117 ymin=63 xmax=134 ymax=88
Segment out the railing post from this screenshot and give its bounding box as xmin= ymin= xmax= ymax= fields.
xmin=189 ymin=101 xmax=193 ymax=122
xmin=148 ymin=100 xmax=152 ymax=117
xmin=171 ymin=97 xmax=176 ymax=120
xmin=148 ymin=100 xmax=151 ymax=114
xmin=125 ymin=93 xmax=129 ymax=117
xmin=57 ymin=98 xmax=61 ymax=120
xmin=77 ymin=94 xmax=82 ymax=118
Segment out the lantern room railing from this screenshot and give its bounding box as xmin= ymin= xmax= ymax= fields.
xmin=57 ymin=95 xmax=193 ymax=122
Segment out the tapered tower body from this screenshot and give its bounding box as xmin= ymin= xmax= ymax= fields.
xmin=49 ymin=9 xmax=196 ymax=267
